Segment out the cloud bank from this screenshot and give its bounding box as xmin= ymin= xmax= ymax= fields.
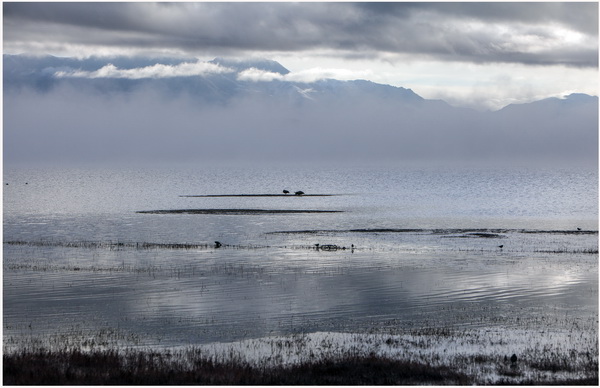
xmin=4 ymin=2 xmax=597 ymax=67
xmin=55 ymin=60 xmax=233 ymax=79
xmin=237 ymin=67 xmax=374 ymax=84
xmin=4 ymin=3 xmax=596 ymax=110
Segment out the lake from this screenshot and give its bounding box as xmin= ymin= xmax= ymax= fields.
xmin=3 ymin=161 xmax=598 ymax=352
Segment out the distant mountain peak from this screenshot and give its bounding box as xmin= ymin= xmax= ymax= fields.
xmin=561 ymin=93 xmax=598 ymax=102
xmin=209 ymin=57 xmax=290 ymax=75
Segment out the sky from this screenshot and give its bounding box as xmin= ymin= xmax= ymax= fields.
xmin=3 ymin=1 xmax=598 ymax=110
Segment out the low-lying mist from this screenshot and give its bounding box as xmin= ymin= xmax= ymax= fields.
xmin=4 ymin=83 xmax=597 ymax=168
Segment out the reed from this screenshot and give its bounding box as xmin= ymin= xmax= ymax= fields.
xmin=4 ymin=240 xmax=270 ymax=251
xmin=4 ymin=326 xmax=597 ymax=385
xmin=534 ymin=248 xmax=599 ymax=254
xmin=3 ymin=348 xmax=476 ymax=385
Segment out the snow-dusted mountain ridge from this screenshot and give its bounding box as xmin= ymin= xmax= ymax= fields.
xmin=4 ymin=54 xmax=595 ymax=111
xmin=209 ymin=57 xmax=290 ymax=75
xmin=3 ymin=54 xmax=431 ymax=107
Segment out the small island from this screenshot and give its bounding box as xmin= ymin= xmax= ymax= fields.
xmin=179 ymin=194 xmax=342 ymax=197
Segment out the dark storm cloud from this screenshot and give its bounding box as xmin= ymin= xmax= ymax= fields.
xmin=357 ymin=2 xmax=598 ymax=35
xmin=3 ymin=2 xmax=597 ymax=67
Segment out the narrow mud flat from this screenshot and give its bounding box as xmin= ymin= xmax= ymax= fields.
xmin=137 ymin=209 xmax=344 ymax=215
xmin=180 ymin=194 xmax=341 ymax=197
xmin=267 ymin=228 xmax=596 ymax=235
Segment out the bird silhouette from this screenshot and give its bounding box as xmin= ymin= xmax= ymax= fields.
xmin=295 ymin=191 xmax=305 ymax=196
xmin=214 ymin=241 xmax=222 ymax=248
xmin=498 ymin=245 xmax=504 ymax=249
xmin=577 ymin=227 xmax=582 ymax=231
xmin=510 ymin=354 xmax=518 ymax=363
xmin=283 ymin=190 xmax=290 ymax=195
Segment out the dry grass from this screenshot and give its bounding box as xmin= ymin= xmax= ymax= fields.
xmin=5 ymin=348 xmax=598 ymax=385
xmin=4 ymin=329 xmax=598 ymax=386
xmin=3 ymin=349 xmax=472 ymax=385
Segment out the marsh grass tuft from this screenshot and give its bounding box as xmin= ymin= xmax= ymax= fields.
xmin=4 ymin=240 xmax=271 ymax=251
xmin=534 ymin=247 xmax=599 ymax=254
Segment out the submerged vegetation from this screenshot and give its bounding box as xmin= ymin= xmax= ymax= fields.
xmin=267 ymin=228 xmax=598 ymax=235
xmin=534 ymin=247 xmax=599 ymax=254
xmin=5 ymin=240 xmax=235 ymax=251
xmin=7 ymin=226 xmax=597 ymax=253
xmin=5 ymin=240 xmax=217 ymax=250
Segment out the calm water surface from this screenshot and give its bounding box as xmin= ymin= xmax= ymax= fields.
xmin=3 ymin=162 xmax=598 ymax=349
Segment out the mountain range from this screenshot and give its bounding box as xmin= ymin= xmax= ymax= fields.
xmin=3 ymin=55 xmax=432 ymax=106
xmin=3 ymin=55 xmax=598 ymax=164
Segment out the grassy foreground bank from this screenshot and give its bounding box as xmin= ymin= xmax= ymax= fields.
xmin=4 ymin=328 xmax=598 ymax=385
xmin=4 ymin=350 xmax=477 ymax=385
xmin=4 ymin=349 xmax=597 ymax=385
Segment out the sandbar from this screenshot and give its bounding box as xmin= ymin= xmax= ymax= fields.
xmin=137 ymin=209 xmax=344 ymax=215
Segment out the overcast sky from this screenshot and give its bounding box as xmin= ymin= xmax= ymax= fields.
xmin=3 ymin=1 xmax=598 ymax=110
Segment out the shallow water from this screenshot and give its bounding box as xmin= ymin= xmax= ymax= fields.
xmin=3 ymin=162 xmax=598 ymax=349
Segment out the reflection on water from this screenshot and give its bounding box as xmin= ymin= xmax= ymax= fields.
xmin=4 ymin=229 xmax=598 ymax=348
xmin=3 ymin=164 xmax=598 ymax=349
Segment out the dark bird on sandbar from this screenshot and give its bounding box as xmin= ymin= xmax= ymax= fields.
xmin=498 ymin=245 xmax=504 ymax=249
xmin=510 ymin=354 xmax=518 ymax=363
xmin=283 ymin=190 xmax=290 ymax=195
xmin=577 ymin=227 xmax=582 ymax=231
xmin=295 ymin=191 xmax=305 ymax=196
xmin=214 ymin=241 xmax=222 ymax=248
